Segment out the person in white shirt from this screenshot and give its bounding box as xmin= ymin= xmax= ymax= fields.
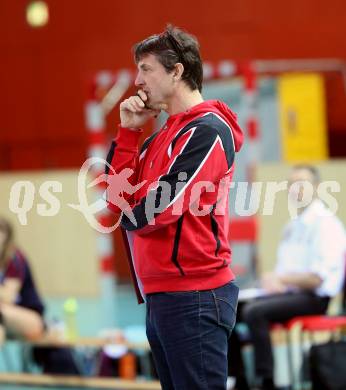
xmin=229 ymin=165 xmax=346 ymax=390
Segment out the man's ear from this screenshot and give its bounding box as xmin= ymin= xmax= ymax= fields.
xmin=173 ymin=63 xmax=184 ymax=81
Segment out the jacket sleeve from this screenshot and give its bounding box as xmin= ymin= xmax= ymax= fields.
xmin=121 ymin=123 xmax=235 ymax=235
xmin=105 ymin=125 xmax=143 ymax=214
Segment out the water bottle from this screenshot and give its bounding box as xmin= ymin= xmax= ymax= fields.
xmin=63 ymin=297 xmax=79 ymax=341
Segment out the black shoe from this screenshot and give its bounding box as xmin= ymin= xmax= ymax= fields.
xmin=234 ymin=375 xmax=251 ymax=390
xmin=259 ymin=377 xmax=277 ymax=390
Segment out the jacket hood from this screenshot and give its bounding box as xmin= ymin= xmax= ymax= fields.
xmin=168 ymin=99 xmax=244 ymax=152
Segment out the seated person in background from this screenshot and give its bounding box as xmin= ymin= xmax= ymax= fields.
xmin=0 ymin=217 xmax=45 ymax=344
xmin=0 ymin=217 xmax=80 ymax=374
xmin=229 ymin=165 xmax=346 ymax=390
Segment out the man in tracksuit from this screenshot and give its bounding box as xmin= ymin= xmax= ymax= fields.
xmin=106 ymin=25 xmax=244 ymax=389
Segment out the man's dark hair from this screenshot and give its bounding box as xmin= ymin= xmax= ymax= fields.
xmin=0 ymin=217 xmax=14 ymax=262
xmin=133 ymin=24 xmax=203 ymax=92
xmin=292 ymin=164 xmax=321 ymax=184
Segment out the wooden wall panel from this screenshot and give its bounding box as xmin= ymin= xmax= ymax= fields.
xmin=0 ymin=170 xmax=100 ymax=297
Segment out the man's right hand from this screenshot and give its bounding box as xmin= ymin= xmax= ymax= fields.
xmin=261 ymin=272 xmax=287 ymax=294
xmin=120 ymin=90 xmax=164 ymax=129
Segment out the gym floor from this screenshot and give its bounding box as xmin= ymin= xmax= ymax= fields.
xmin=1 ymin=387 xmax=98 ymax=390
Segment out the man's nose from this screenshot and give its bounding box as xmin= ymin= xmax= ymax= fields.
xmin=135 ymin=72 xmax=144 ymax=87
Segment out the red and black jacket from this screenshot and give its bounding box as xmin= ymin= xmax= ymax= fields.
xmin=106 ymin=100 xmax=244 ymax=303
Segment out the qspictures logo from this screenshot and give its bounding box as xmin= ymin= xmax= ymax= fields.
xmin=7 ymin=157 xmax=341 ymax=233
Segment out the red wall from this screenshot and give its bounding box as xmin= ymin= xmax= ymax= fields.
xmin=1 ymin=0 xmax=346 ymax=170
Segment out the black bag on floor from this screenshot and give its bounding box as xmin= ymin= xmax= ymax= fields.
xmin=32 ymin=346 xmax=81 ymax=375
xmin=309 ymin=340 xmax=346 ymax=390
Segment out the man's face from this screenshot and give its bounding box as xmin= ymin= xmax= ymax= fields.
xmin=135 ymin=54 xmax=175 ymax=109
xmin=288 ymin=168 xmax=316 ymax=203
xmin=0 ymin=230 xmax=7 ymax=254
